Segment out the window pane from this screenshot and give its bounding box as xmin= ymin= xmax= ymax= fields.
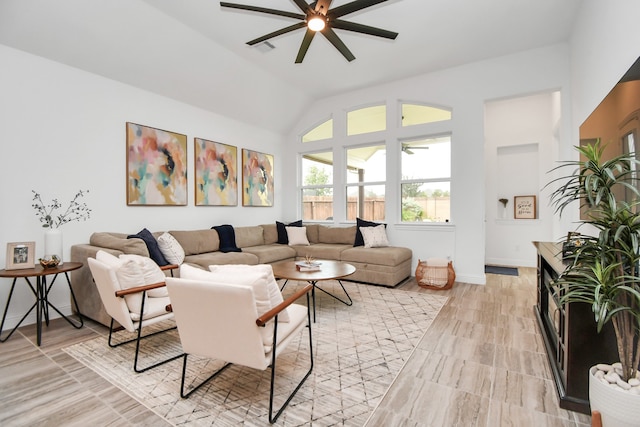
xmin=347 ymin=105 xmax=386 ymax=136
xmin=303 ymin=152 xmax=333 ymax=185
xmin=401 ymin=182 xmax=450 ymax=222
xmin=346 ymin=185 xmax=385 ymax=221
xmin=401 ymin=136 xmax=451 ymax=179
xmin=346 ymin=145 xmax=386 ymax=184
xmin=401 ymin=103 xmax=451 ymax=127
xmin=302 ymin=118 xmax=333 ymax=142
xmin=302 ymin=188 xmax=333 ymax=221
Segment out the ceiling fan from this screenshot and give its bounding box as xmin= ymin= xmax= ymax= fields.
xmin=402 ymin=144 xmax=430 ymax=155
xmin=219 ymin=0 xmax=398 ymax=63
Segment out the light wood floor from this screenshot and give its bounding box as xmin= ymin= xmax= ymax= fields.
xmin=0 ymin=269 xmax=591 ymax=426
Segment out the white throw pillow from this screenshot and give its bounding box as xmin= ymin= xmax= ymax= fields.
xmin=157 ymin=232 xmax=185 ymax=265
xmin=119 ymin=254 xmax=168 ymax=297
xmin=208 ymin=264 xmax=290 ymax=323
xmin=360 ymin=224 xmax=389 ymax=248
xmin=96 ymin=250 xmax=122 ymax=268
xmin=286 ymin=226 xmax=310 ymax=246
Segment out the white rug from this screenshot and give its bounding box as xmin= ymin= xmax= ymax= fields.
xmin=63 ymin=281 xmax=447 ymax=426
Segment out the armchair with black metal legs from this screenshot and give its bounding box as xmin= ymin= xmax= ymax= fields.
xmin=165 ymin=277 xmax=314 ymax=424
xmin=87 ymin=256 xmax=183 ymax=373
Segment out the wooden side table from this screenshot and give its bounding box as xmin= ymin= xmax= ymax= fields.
xmin=0 ymin=262 xmax=84 ymax=346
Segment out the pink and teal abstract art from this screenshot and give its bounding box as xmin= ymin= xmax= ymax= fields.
xmin=126 ymin=122 xmax=187 ymax=206
xmin=194 ymin=138 xmax=238 ymax=206
xmin=242 ymin=149 xmax=274 ymax=207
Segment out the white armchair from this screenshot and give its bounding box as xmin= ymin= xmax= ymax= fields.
xmin=165 ymin=274 xmax=313 ymax=424
xmin=87 ymin=251 xmax=182 ymax=373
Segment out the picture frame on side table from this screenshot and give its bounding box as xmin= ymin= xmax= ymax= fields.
xmin=242 ymin=149 xmax=274 ymax=207
xmin=514 ymin=195 xmax=537 ymax=219
xmin=126 ymin=122 xmax=188 ymax=206
xmin=6 ymin=242 xmax=35 ymax=270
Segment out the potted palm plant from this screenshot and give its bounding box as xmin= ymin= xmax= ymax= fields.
xmin=548 ymin=141 xmax=640 ymax=425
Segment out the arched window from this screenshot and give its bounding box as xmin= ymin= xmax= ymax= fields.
xmin=401 ymin=103 xmax=451 ymax=127
xmin=301 ymin=118 xmax=333 ymax=143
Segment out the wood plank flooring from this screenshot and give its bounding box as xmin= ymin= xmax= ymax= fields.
xmin=0 ymin=268 xmax=591 ymax=426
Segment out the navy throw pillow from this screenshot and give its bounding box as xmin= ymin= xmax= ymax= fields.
xmin=276 ymin=220 xmax=302 ymax=244
xmin=213 ymin=225 xmax=242 ymax=253
xmin=354 ymin=218 xmax=386 ymax=247
xmin=127 ymin=228 xmax=170 ymax=266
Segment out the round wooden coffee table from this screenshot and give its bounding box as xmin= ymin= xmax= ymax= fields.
xmin=271 ymin=260 xmax=356 ymax=322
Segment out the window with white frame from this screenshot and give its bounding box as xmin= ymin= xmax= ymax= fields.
xmin=301 ymin=152 xmax=334 ymax=221
xmin=400 ymin=135 xmax=451 ymax=222
xmin=346 ymin=144 xmax=386 ymax=221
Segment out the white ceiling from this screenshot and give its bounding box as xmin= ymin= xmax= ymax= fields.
xmin=0 ymin=0 xmax=583 ymax=133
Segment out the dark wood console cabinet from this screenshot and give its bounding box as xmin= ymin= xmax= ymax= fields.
xmin=533 ymin=241 xmax=617 ymax=414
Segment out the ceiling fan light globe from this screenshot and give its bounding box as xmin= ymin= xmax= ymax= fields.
xmin=308 ymin=16 xmax=326 ymax=32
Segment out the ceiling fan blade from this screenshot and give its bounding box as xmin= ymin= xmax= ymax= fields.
xmin=292 ymin=0 xmax=313 ymax=14
xmin=220 ymin=2 xmax=305 ymax=20
xmin=314 ymin=0 xmax=333 ymax=15
xmin=331 ymin=19 xmax=398 ymax=39
xmin=328 ymin=0 xmax=388 ymax=19
xmin=321 ymin=27 xmax=355 ymax=62
xmin=247 ymin=22 xmax=307 ymax=45
xmin=295 ymin=28 xmax=316 ymax=63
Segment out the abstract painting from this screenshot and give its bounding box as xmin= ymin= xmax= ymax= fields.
xmin=194 ymin=138 xmax=238 ymax=206
xmin=242 ymin=149 xmax=274 ymax=206
xmin=126 ymin=122 xmax=187 ymax=206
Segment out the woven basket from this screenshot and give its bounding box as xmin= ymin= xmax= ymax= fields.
xmin=415 ymin=258 xmax=455 ymax=290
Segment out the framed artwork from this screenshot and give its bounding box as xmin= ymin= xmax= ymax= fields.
xmin=126 ymin=122 xmax=187 ymax=206
xmin=242 ymin=149 xmax=274 ymax=206
xmin=514 ymin=195 xmax=537 ymax=219
xmin=6 ymin=242 xmax=35 ymax=270
xmin=194 ymin=138 xmax=238 ymax=206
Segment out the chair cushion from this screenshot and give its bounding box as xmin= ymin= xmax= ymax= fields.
xmin=212 ymin=225 xmax=242 ymax=253
xmin=360 ymin=224 xmax=389 ymax=248
xmin=286 ymin=226 xmax=310 ymax=246
xmin=127 ymin=228 xmax=170 ymax=266
xmin=119 ymin=254 xmax=168 ymax=297
xmin=157 ymin=232 xmax=185 ymax=265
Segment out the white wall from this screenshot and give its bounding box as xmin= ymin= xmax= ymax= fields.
xmin=484 ymin=92 xmax=558 ymax=267
xmin=285 ymin=44 xmax=572 ymax=284
xmin=0 ymin=44 xmax=286 ymax=328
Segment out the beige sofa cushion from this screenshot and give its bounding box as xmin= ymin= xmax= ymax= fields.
xmin=305 ymin=224 xmax=320 ymax=243
xmin=318 ymin=225 xmax=357 ymax=245
xmin=184 ymin=251 xmax=259 ymax=268
xmin=261 ymin=224 xmax=278 ymax=245
xmin=170 ymin=229 xmax=219 ymax=255
xmin=341 ymin=246 xmax=412 ymax=267
xmin=242 ymin=244 xmax=296 ymax=264
xmin=294 ymin=243 xmax=351 ymax=260
xmin=235 ymin=226 xmax=264 ymax=248
xmin=89 ymin=232 xmax=149 ymax=257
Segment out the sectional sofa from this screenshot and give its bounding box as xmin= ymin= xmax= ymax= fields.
xmin=70 ymin=223 xmax=413 ymax=327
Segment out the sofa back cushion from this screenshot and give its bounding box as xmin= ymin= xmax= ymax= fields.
xmin=318 ymin=225 xmax=357 ymax=245
xmin=169 ymin=229 xmax=219 ymax=255
xmin=235 ymin=226 xmax=264 ymax=248
xmin=261 ymin=224 xmax=278 ymax=245
xmin=90 ymin=232 xmax=149 ymax=257
xmin=305 ymin=224 xmax=320 ymax=243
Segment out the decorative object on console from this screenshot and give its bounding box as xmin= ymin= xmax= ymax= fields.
xmin=242 ymin=149 xmax=274 ymax=207
xmin=548 ymin=141 xmax=640 ymax=423
xmin=39 ymin=255 xmax=60 ymax=269
xmin=212 ymin=224 xmax=242 ymax=253
xmin=5 ymin=241 xmax=35 ymax=270
xmin=126 ymin=122 xmax=187 ymax=206
xmin=32 ymin=189 xmax=91 ymax=263
xmin=415 ymin=258 xmax=455 ymax=290
xmin=194 ymin=138 xmax=238 ymax=206
xmin=499 ymin=197 xmax=508 ymax=219
xmin=514 ymin=195 xmax=536 ymax=219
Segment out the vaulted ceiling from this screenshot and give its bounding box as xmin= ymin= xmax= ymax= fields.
xmin=0 ymin=0 xmax=583 ymax=133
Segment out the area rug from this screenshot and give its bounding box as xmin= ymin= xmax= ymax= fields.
xmin=63 ymin=281 xmax=448 ymax=426
xmin=484 ymin=265 xmax=519 ymax=276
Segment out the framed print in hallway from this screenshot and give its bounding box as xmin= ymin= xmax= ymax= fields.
xmin=242 ymin=149 xmax=274 ymax=207
xmin=514 ymin=195 xmax=536 ymax=219
xmin=194 ymin=138 xmax=238 ymax=206
xmin=126 ymin=122 xmax=187 ymax=206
